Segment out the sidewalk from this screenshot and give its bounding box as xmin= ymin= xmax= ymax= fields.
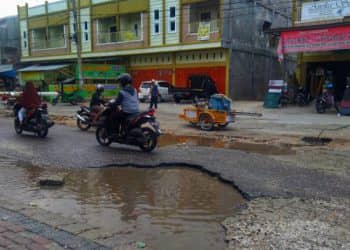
xmin=0 ymin=197 xmax=138 ymax=250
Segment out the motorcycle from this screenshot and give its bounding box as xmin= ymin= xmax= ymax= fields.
xmin=316 ymin=92 xmax=336 ymax=114
xmin=13 ymin=103 xmax=54 ymax=138
xmin=294 ymin=87 xmax=311 ymax=107
xmin=76 ymin=105 xmax=95 ymax=131
xmin=95 ymin=100 xmax=161 ymax=152
xmin=52 ymin=90 xmax=85 ymax=106
xmin=279 ymin=90 xmax=289 ymax=107
xmin=1 ymin=93 xmax=17 ymax=109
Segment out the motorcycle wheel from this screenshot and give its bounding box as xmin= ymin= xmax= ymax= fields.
xmin=37 ymin=122 xmax=49 ymax=138
xmin=139 ymin=128 xmax=157 ymax=152
xmin=296 ymin=95 xmax=306 ymax=107
xmin=199 ymin=114 xmax=214 ymax=131
xmin=77 ymin=114 xmax=91 ymax=131
xmin=70 ymin=100 xmax=78 ymax=105
xmin=316 ymin=101 xmax=326 ymax=114
xmin=14 ymin=119 xmax=23 ymax=135
xmin=52 ymin=98 xmax=58 ymax=106
xmin=96 ymin=127 xmax=112 ymax=146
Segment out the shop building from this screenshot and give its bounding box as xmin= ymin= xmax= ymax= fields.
xmin=18 ymin=0 xmax=291 ymax=99
xmin=275 ymin=0 xmax=350 ymax=101
xmin=0 ymin=16 xmax=20 ymax=90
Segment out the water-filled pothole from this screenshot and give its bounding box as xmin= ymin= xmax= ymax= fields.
xmin=0 ymin=161 xmax=244 ymax=250
xmin=159 ymin=134 xmax=295 ymax=155
xmin=301 ymin=137 xmax=333 ymax=146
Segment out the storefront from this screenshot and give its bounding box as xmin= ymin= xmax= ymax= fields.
xmin=17 ymin=64 xmax=71 ymax=89
xmin=277 ymin=23 xmax=350 ymax=101
xmin=129 ymin=49 xmax=228 ymax=95
xmin=17 ymin=64 xmax=125 ymax=98
xmin=0 ymin=64 xmax=16 ymax=90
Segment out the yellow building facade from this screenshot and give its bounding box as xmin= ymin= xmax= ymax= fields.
xmin=18 ymin=0 xmax=229 ymax=94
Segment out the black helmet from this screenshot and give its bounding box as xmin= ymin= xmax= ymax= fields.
xmin=117 ymin=73 xmax=132 ymax=87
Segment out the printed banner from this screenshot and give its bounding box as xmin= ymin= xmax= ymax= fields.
xmin=301 ymin=0 xmax=350 ymax=22
xmin=76 ymin=64 xmax=125 ymax=80
xmin=277 ymin=25 xmax=350 ymax=58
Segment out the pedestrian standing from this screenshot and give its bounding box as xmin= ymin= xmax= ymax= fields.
xmin=149 ymin=79 xmax=159 ymax=109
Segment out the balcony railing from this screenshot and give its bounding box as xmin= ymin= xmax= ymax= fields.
xmin=31 ymin=37 xmax=66 ymax=50
xmin=97 ymin=30 xmax=142 ymax=44
xmin=189 ymin=20 xmax=219 ymax=34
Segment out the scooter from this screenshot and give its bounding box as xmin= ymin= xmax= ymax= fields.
xmin=76 ymin=105 xmax=97 ymax=131
xmin=1 ymin=93 xmax=17 ymax=109
xmin=13 ymin=103 xmax=54 ymax=138
xmin=52 ymin=90 xmax=85 ymax=106
xmin=95 ymin=100 xmax=161 ymax=152
xmin=316 ymin=91 xmax=336 ymax=113
xmin=295 ymin=87 xmax=311 ymax=107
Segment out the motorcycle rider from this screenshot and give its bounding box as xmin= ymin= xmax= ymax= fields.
xmin=90 ymin=84 xmax=105 ymax=123
xmin=112 ymin=73 xmax=140 ymax=135
xmin=16 ymin=81 xmax=41 ymax=126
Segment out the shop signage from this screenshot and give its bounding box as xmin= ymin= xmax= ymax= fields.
xmin=277 ymin=25 xmax=350 ymax=58
xmin=197 ymin=22 xmax=210 ymax=41
xmin=77 ymin=64 xmax=125 ymax=79
xmin=301 ymin=0 xmax=350 ymax=22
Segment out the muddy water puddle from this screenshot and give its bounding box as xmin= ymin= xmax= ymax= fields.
xmin=159 ymin=134 xmax=295 ymax=155
xmin=0 ymin=160 xmax=244 ymax=250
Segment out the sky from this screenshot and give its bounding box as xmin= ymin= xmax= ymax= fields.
xmin=0 ymin=0 xmax=57 ymax=18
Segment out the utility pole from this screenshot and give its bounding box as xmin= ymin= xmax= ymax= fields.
xmin=72 ymin=0 xmax=84 ymax=88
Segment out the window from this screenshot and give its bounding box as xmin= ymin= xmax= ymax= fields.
xmin=134 ymin=24 xmax=139 ymax=36
xmin=158 ymin=82 xmax=170 ymax=88
xmin=48 ymin=25 xmax=66 ymax=48
xmin=153 ymin=9 xmax=160 ymax=35
xmin=201 ymin=12 xmax=211 ymax=22
xmin=97 ymin=17 xmax=117 ymax=43
xmin=84 ymin=21 xmax=89 ymax=41
xmin=168 ymin=6 xmax=176 ymax=33
xmin=23 ymin=31 xmax=26 ymax=39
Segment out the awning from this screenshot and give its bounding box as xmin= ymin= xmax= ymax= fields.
xmin=0 ymin=64 xmax=16 ymax=78
xmin=17 ymin=64 xmax=69 ymax=72
xmin=0 ymin=64 xmax=13 ymax=73
xmin=276 ymin=24 xmax=350 ymax=60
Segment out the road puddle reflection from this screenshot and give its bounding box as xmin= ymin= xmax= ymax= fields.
xmin=0 ymin=160 xmax=244 ymax=250
xmin=159 ymin=134 xmax=295 ymax=155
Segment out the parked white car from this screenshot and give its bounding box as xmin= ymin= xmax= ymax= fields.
xmin=138 ymin=80 xmax=173 ymax=102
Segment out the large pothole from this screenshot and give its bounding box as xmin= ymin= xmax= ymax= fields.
xmin=0 ymin=160 xmax=245 ymax=250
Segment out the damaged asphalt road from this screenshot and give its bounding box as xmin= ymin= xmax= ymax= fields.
xmin=0 ymin=117 xmax=349 ymax=200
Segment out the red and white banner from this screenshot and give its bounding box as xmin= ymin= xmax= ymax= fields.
xmin=277 ymin=25 xmax=350 ymax=60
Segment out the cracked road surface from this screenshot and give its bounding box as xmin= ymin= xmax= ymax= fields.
xmin=0 ymin=117 xmax=349 ymax=200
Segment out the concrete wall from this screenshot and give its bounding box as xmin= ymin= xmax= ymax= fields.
xmin=223 ymin=0 xmax=295 ymax=100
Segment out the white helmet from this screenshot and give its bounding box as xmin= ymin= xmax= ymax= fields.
xmin=97 ymin=84 xmax=104 ymax=92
